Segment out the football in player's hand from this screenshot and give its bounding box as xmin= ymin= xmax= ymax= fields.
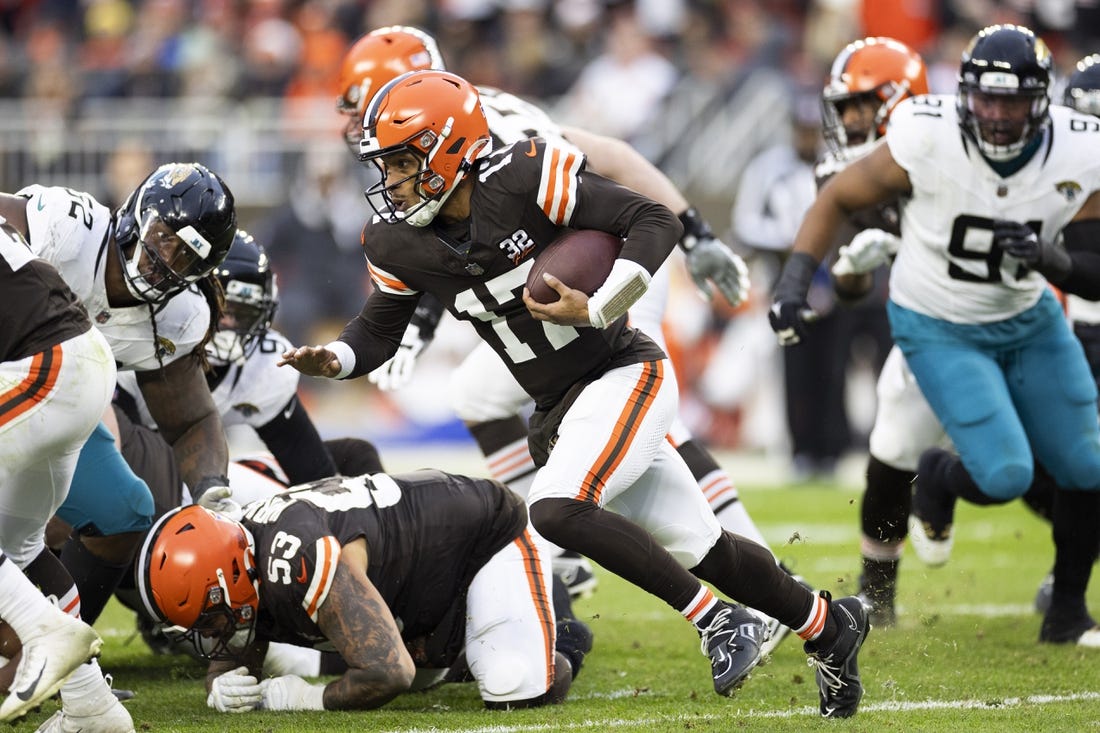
xmin=526 ymin=229 xmax=623 ymax=304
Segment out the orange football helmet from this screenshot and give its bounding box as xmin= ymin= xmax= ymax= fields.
xmin=359 ymin=70 xmax=491 ymax=227
xmin=821 ymin=37 xmax=928 ymax=156
xmin=336 ymin=26 xmax=444 ymax=149
xmin=136 ymin=505 xmax=260 ymax=660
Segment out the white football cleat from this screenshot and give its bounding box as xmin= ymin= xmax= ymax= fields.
xmin=36 ymin=671 xmax=134 ymax=733
xmin=0 ymin=611 xmax=102 ymax=723
xmin=35 ymin=692 xmax=134 ymax=733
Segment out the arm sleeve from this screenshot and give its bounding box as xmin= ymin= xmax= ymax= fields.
xmin=337 ymin=290 xmax=421 ymax=380
xmin=255 ymin=396 xmax=338 ymax=484
xmin=569 ymin=171 xmax=681 ymax=275
xmin=1057 ymin=220 xmax=1100 ymax=301
xmin=409 ymin=292 xmax=445 ymax=341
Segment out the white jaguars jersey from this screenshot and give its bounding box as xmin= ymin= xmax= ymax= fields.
xmin=117 ymin=328 xmax=299 ymax=429
xmin=18 ymin=184 xmax=210 ymax=371
xmin=478 ymin=86 xmax=573 ymax=149
xmin=886 ymin=97 xmax=1100 ymax=324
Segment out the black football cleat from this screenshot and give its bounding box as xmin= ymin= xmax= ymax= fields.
xmin=804 ymin=593 xmax=871 ymax=718
xmin=1033 ymin=571 xmax=1054 ymax=616
xmin=699 ymin=602 xmax=767 ymax=697
xmin=1039 ymin=603 xmax=1100 ymax=647
xmin=909 ymin=449 xmax=957 ymax=566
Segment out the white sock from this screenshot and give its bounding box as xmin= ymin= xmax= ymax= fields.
xmin=0 ymin=553 xmax=61 ymax=638
xmin=60 ymin=657 xmax=111 ymax=713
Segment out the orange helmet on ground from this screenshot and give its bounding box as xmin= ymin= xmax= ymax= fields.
xmin=822 ymin=37 xmax=929 ymax=156
xmin=336 ymin=26 xmax=445 ymax=148
xmin=359 ymin=70 xmax=491 ymax=227
xmin=136 ymin=505 xmax=260 ymax=660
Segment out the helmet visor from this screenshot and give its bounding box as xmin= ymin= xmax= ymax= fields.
xmin=166 ymin=577 xmax=257 ymax=661
xmin=124 ymin=211 xmax=216 ymax=301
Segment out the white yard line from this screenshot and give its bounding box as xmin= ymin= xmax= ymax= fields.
xmin=381 ymin=691 xmax=1100 ymax=733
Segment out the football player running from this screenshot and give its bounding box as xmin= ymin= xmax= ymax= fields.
xmin=815 ymin=37 xmax=939 ymax=627
xmin=335 ymin=27 xmax=801 ymax=645
xmin=137 ymin=472 xmax=575 ymax=711
xmin=0 ymin=222 xmax=115 ymax=726
xmin=0 ymin=162 xmax=236 ymax=732
xmin=110 ymin=229 xmax=591 ymax=682
xmin=281 ymin=70 xmax=870 ymax=717
xmin=770 ymin=24 xmax=1100 ymax=647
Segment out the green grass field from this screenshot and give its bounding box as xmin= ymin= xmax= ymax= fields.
xmin=11 ymin=475 xmax=1100 ymax=732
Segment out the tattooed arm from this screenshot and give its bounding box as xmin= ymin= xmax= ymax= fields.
xmin=314 ymin=537 xmax=416 ymax=710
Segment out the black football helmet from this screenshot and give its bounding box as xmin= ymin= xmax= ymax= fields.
xmin=114 ymin=162 xmax=237 ymax=304
xmin=208 ymin=230 xmax=278 ymax=365
xmin=957 ymin=24 xmax=1052 ymax=161
xmin=1064 ymin=54 xmax=1100 ymax=117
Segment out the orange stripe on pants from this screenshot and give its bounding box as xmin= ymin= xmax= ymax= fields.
xmin=0 ymin=346 xmax=62 ymax=429
xmin=577 ymin=361 xmax=663 ymax=504
xmin=515 ymin=530 xmax=555 ymax=689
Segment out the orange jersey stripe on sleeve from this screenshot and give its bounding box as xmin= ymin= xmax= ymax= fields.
xmin=537 ymin=144 xmax=582 ymax=225
xmin=303 ymin=535 xmax=341 ymax=623
xmin=367 ymin=260 xmax=417 ymax=296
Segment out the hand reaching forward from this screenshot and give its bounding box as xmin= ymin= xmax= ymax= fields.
xmin=278 ymin=345 xmax=343 ymax=378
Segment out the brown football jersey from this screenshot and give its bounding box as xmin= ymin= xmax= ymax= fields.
xmin=343 ymin=138 xmax=675 ymax=408
xmin=0 ymin=223 xmax=89 ymax=362
xmin=241 ymin=470 xmax=524 ymax=666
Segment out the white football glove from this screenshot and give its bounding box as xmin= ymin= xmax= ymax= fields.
xmin=832 ymin=228 xmax=901 ymax=277
xmin=207 ymin=666 xmax=262 ymax=713
xmin=685 ymin=236 xmax=751 ymax=308
xmin=260 ymin=674 xmax=326 ymax=711
xmin=368 ymin=322 xmax=428 ymax=392
xmin=193 ymin=479 xmax=242 ymax=519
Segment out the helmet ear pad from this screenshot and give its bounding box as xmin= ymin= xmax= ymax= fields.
xmin=422 ymin=172 xmax=446 ymax=196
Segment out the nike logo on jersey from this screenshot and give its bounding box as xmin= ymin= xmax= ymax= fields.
xmin=525 ymin=139 xmax=537 ymax=157
xmin=283 ymin=400 xmax=296 ymax=421
xmin=296 ymin=558 xmax=308 ymax=584
xmin=15 ymin=659 xmax=46 ymax=701
xmin=36 ymin=195 xmax=46 ymax=211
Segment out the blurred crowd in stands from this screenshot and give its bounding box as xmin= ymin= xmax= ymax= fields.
xmin=2 ymin=1 xmax=1097 ymax=109
xmin=3 ymin=0 xmax=1099 ymax=470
